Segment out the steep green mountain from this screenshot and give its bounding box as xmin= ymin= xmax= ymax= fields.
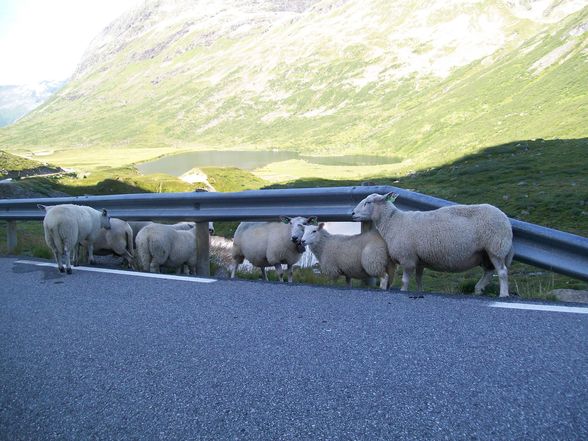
xmin=0 ymin=0 xmax=586 ymax=173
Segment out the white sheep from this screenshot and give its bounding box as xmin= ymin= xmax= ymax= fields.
xmin=351 ymin=192 xmax=514 ymax=297
xmin=38 ymin=204 xmax=111 ymax=274
xmin=89 ymin=218 xmax=136 ymax=269
xmin=135 ymin=222 xmax=198 ymax=274
xmin=301 ymin=223 xmax=396 ymax=289
xmin=230 ymin=216 xmax=315 ymax=282
xmin=129 ymin=221 xmax=213 ymax=242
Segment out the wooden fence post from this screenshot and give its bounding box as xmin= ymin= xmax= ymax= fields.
xmin=195 ymin=221 xmax=210 ymax=277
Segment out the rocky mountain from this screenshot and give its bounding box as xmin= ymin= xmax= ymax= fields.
xmin=0 ymin=80 xmax=65 ymax=127
xmin=0 ymin=0 xmax=586 ymax=170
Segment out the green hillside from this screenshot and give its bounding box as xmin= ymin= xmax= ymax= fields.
xmin=0 ymin=0 xmax=586 ymax=176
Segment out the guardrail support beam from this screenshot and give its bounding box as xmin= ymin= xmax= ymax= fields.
xmin=195 ymin=221 xmax=210 ymax=277
xmin=7 ymin=221 xmax=17 ymax=254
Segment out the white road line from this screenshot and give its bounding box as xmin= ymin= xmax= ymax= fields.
xmin=15 ymin=260 xmax=217 ymax=284
xmin=490 ymin=302 xmax=588 ymax=315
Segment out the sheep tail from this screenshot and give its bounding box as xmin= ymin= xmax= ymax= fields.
xmin=136 ymin=237 xmax=151 ymax=271
xmin=506 ymin=244 xmax=515 ymax=267
xmin=125 ymin=227 xmax=134 ymax=255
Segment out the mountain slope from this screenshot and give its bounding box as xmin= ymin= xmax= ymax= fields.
xmin=0 ymin=0 xmax=586 ymax=172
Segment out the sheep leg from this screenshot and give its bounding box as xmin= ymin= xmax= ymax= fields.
xmin=56 ymin=253 xmax=65 ymax=273
xmin=345 ymin=276 xmax=352 ymax=288
xmin=401 ymin=265 xmax=414 ymax=291
xmin=123 ymin=251 xmax=137 ymax=270
xmin=385 ymin=262 xmax=397 ymax=289
xmin=379 ymin=274 xmax=389 ymax=290
xmin=72 ymin=243 xmax=80 ymax=266
xmin=286 ymin=264 xmax=294 ymax=283
xmin=474 ymin=269 xmax=494 ymax=295
xmin=489 ymin=255 xmax=509 ymax=297
xmin=415 ymin=265 xmax=424 ymax=292
xmin=63 ymin=245 xmax=73 ymax=274
xmin=87 ymin=242 xmax=96 ymax=265
xmin=274 ymin=264 xmax=284 ymax=282
xmin=49 ymin=237 xmax=65 ymax=273
xmin=52 ymin=248 xmax=64 ymax=273
xmin=149 ymin=260 xmax=160 ymax=273
xmin=230 ymin=261 xmax=238 ymax=279
xmin=260 ymin=267 xmax=268 ymax=281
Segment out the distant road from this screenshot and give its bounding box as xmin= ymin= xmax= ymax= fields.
xmin=1 ymin=257 xmax=587 ymax=440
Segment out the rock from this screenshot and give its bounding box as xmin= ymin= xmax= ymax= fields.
xmin=550 ymin=289 xmax=588 ymax=304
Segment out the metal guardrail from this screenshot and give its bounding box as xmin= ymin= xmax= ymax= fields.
xmin=1 ymin=185 xmax=587 ymax=281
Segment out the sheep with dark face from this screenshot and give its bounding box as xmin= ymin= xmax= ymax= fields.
xmin=351 ymin=193 xmax=514 ymax=297
xmin=38 ymin=204 xmax=111 ymax=274
xmin=230 ymin=216 xmax=315 ymax=282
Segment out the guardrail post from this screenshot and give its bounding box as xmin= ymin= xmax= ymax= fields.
xmin=195 ymin=221 xmax=210 ymax=277
xmin=7 ymin=220 xmax=17 ymax=254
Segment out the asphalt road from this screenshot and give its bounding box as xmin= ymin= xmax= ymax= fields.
xmin=1 ymin=257 xmax=587 ymax=440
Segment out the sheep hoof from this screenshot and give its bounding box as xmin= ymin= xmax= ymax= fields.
xmin=66 ymin=268 xmax=72 ymax=275
xmin=58 ymin=267 xmax=65 ymax=273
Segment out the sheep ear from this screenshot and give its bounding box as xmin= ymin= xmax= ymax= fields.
xmin=101 ymin=208 xmax=108 ymax=216
xmin=280 ymin=216 xmax=291 ymax=224
xmin=384 ymin=192 xmax=399 ymax=203
xmin=308 ymin=216 xmax=318 ymax=225
xmin=37 ymin=204 xmax=47 ymax=212
xmin=318 ymin=223 xmax=325 ymax=230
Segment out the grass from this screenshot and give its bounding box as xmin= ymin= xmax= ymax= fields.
xmin=201 ymin=167 xmax=268 ymax=192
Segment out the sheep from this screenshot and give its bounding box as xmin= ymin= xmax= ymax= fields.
xmin=129 ymin=221 xmax=213 ymax=243
xmin=230 ymin=216 xmax=315 ymax=282
xmin=300 ymin=223 xmax=396 ymax=289
xmin=135 ymin=222 xmax=198 ymax=274
xmin=351 ymin=192 xmax=514 ymax=297
xmin=87 ymin=218 xmax=136 ymax=269
xmin=37 ymin=204 xmax=111 ymax=274
xmin=128 ymin=221 xmax=153 ymax=243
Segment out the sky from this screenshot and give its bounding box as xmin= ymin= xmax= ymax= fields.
xmin=0 ymin=0 xmax=140 ymax=85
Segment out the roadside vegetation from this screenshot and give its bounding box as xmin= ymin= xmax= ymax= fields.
xmin=1 ymin=138 xmax=586 ymax=299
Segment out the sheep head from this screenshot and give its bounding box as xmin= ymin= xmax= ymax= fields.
xmin=301 ymin=223 xmax=325 ymax=246
xmin=351 ymin=192 xmax=398 ymax=221
xmin=280 ymin=216 xmax=318 ymax=250
xmin=100 ymin=208 xmax=112 ymax=230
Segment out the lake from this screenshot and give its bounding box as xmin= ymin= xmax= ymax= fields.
xmin=137 ymin=150 xmax=400 ymax=176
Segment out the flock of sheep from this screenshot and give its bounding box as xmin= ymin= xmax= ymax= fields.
xmin=37 ymin=191 xmax=514 ymax=297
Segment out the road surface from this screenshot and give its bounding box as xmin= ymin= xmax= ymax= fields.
xmin=1 ymin=257 xmax=587 ymax=440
